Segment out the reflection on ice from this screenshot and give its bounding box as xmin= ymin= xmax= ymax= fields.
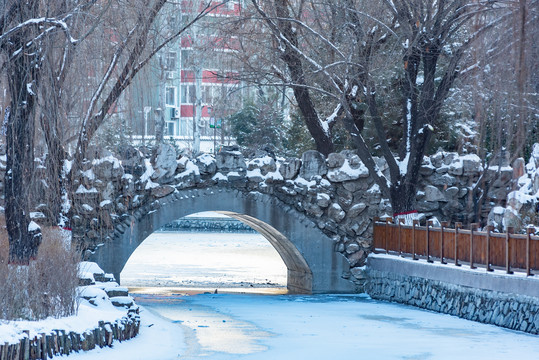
xmin=134 ymin=294 xmax=271 ymax=358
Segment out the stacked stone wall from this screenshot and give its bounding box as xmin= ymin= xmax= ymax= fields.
xmin=366 ymin=268 xmax=539 ymax=334
xmin=68 ymin=144 xmax=528 ymax=280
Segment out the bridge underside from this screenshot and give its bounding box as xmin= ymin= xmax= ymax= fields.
xmin=218 ymin=211 xmax=312 ymax=294
xmin=88 ymin=188 xmax=357 ymax=294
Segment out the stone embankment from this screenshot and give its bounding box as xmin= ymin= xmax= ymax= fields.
xmin=0 ymin=263 xmax=140 ymax=360
xmin=366 ymin=255 xmax=539 ymax=335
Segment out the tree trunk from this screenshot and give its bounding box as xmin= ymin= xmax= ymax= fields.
xmin=390 ymin=181 xmax=418 ymax=224
xmin=4 ymin=0 xmax=42 ymax=264
xmin=5 ymin=59 xmax=40 ymax=263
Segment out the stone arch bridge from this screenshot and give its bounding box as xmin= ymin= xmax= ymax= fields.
xmin=72 ymin=144 xmax=488 ymax=293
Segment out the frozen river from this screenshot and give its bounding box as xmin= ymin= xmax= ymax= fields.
xmin=132 ymin=292 xmax=539 ymax=360
xmin=115 ymin=229 xmax=539 ymax=359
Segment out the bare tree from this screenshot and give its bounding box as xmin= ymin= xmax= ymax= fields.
xmin=241 ymin=0 xmax=512 ymax=220
xmin=0 ymin=0 xmax=225 ymax=263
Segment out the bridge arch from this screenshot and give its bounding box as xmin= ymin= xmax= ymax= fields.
xmin=89 ymin=187 xmax=356 ymax=294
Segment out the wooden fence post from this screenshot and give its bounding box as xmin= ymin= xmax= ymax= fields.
xmin=526 ymin=227 xmax=533 ymax=277
xmin=398 ymin=218 xmax=404 ymax=256
xmin=426 ymin=220 xmax=433 ymax=263
xmin=455 ymin=222 xmax=462 ymax=266
xmin=385 ymin=218 xmax=392 ymax=254
xmin=470 ymin=223 xmax=479 ymax=269
xmin=486 ymin=225 xmax=493 ymax=272
xmin=506 ymin=227 xmax=514 ymax=274
xmin=412 ymin=220 xmax=419 ymax=260
xmin=441 ymin=221 xmax=449 ymax=264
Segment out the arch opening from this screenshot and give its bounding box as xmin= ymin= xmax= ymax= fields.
xmin=119 ymin=211 xmax=311 ymax=294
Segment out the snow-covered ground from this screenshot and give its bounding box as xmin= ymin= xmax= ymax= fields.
xmin=2 ymin=228 xmax=538 ymax=359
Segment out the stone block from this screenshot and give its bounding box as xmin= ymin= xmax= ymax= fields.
xmin=299 ymin=150 xmax=327 ymax=180
xmin=279 ymin=158 xmax=301 ymax=180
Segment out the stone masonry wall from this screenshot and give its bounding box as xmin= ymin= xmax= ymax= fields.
xmin=366 ymin=269 xmax=539 ymax=335
xmin=67 ymin=144 xmax=523 ymax=282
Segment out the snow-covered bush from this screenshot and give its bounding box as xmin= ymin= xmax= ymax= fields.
xmin=0 ymin=225 xmax=79 ymax=320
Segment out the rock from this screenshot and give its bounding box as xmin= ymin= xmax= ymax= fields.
xmin=118 ymin=146 xmax=145 ymax=177
xmin=462 ymin=154 xmax=483 ymax=176
xmin=487 ymin=186 xmax=509 ymax=201
xmin=351 ymin=218 xmax=371 ymax=236
xmin=247 ymin=156 xmax=276 ymax=175
xmin=327 ymin=158 xmax=369 ymax=182
xmin=316 ymin=193 xmax=331 ymax=208
xmin=342 ymin=180 xmax=369 ymax=192
xmin=279 ymin=158 xmax=302 ymax=180
xmin=346 ymin=250 xmax=366 ymax=267
xmin=151 ymin=143 xmax=177 ymax=183
xmin=420 ymin=163 xmax=435 ymax=176
xmin=416 ymin=201 xmax=440 ymax=212
xmin=347 ymin=202 xmax=367 ymax=218
xmin=345 ymin=242 xmax=360 ymax=254
xmin=303 ymin=202 xmax=324 ymax=217
xmin=337 ymin=187 xmax=354 ymax=208
xmin=195 ymin=153 xmax=217 ymax=175
xmin=424 ymin=185 xmax=446 ymax=202
xmin=299 ymin=150 xmax=327 ymax=180
xmin=445 ymin=186 xmax=459 ymax=198
xmin=328 ymin=203 xmax=346 ymax=222
xmin=441 ymin=200 xmax=463 ymax=217
xmin=487 ymin=166 xmax=513 ymax=186
xmin=512 ymin=158 xmax=526 ymax=179
xmin=487 ymin=206 xmax=505 ymax=231
xmin=428 ymin=173 xmax=457 ymax=187
xmin=503 ymin=210 xmax=522 ymax=231
xmin=151 ymin=185 xmax=175 ymax=198
xmin=93 ymin=156 xmax=124 ymax=181
xmin=327 ymin=153 xmax=345 ymax=168
xmin=216 ymin=145 xmax=246 ymax=171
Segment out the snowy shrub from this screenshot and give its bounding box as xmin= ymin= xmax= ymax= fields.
xmin=0 ymin=225 xmax=79 ymax=320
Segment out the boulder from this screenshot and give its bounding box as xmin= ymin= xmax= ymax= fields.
xmin=93 ymin=156 xmax=124 ymax=181
xmin=299 ymin=150 xmax=327 ymax=180
xmin=416 ymin=201 xmax=440 ymax=212
xmin=118 ymin=146 xmax=146 ymax=177
xmin=316 ymin=193 xmax=331 ymax=208
xmin=247 ymin=156 xmax=276 ymax=175
xmin=151 ymin=143 xmax=177 ymax=183
xmin=279 ymin=158 xmax=301 ymax=180
xmin=444 ymin=186 xmax=459 ymax=198
xmin=428 ymin=173 xmax=457 ymax=187
xmin=328 ymin=203 xmax=346 ymax=222
xmin=327 ymin=153 xmax=345 ymax=168
xmin=424 ymin=185 xmax=445 ymax=202
xmin=195 ymin=153 xmax=217 ymax=175
xmin=347 ymin=202 xmax=367 ymax=218
xmin=327 ymin=158 xmax=369 ymax=182
xmin=216 ymin=145 xmax=246 ymax=171
xmin=461 ymin=154 xmax=483 ymax=176
xmin=151 ymin=185 xmax=175 ymax=198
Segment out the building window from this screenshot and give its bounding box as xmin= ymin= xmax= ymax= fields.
xmin=166 ymin=121 xmax=176 ymax=136
xmin=166 ymin=86 xmax=176 ymax=106
xmin=165 ymin=51 xmax=177 ymax=70
xmin=181 ymin=85 xmax=196 ymax=104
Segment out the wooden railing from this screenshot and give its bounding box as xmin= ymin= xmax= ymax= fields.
xmin=373 ymin=218 xmax=538 ymax=276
